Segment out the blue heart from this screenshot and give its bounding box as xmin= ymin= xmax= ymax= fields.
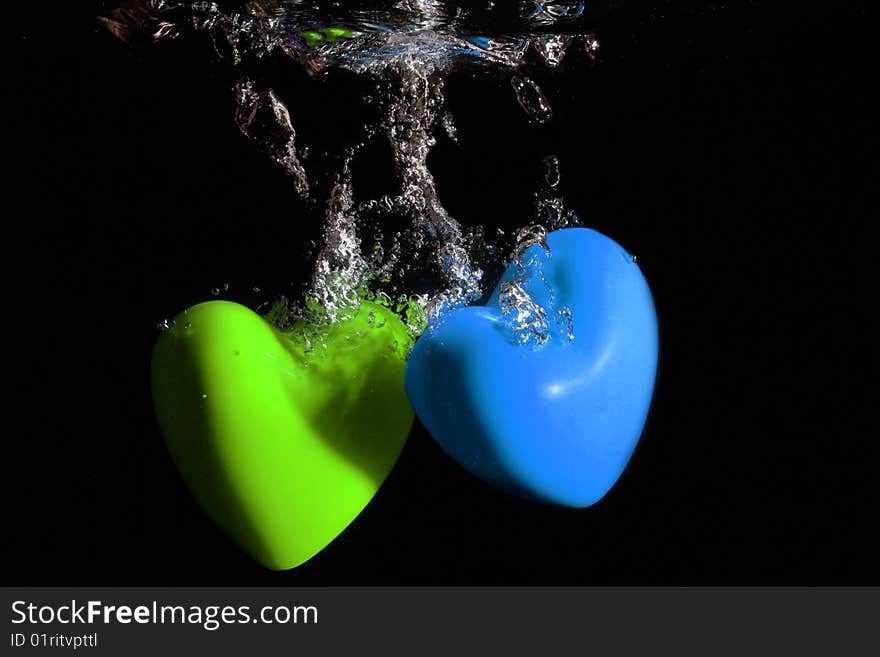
xmin=405 ymin=227 xmax=658 ymax=507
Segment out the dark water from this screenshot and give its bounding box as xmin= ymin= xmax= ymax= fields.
xmin=7 ymin=1 xmax=872 ymax=584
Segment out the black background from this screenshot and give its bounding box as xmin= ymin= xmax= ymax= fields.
xmin=7 ymin=0 xmax=871 ymax=584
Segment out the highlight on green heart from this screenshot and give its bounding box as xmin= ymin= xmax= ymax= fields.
xmin=134 ymin=1 xmax=659 ymax=571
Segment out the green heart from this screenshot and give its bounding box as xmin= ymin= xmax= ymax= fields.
xmin=151 ymin=300 xmax=414 ymax=570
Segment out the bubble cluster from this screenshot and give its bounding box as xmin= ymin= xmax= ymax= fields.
xmin=498 ymin=225 xmax=574 ymax=347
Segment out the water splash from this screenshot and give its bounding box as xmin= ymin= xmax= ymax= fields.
xmin=497 ymin=224 xmax=574 ymax=347
xmin=234 ymin=78 xmax=309 ymax=196
xmin=101 ymin=0 xmax=607 ymax=344
xmin=308 ymin=159 xmax=365 ymax=322
xmin=363 ymin=57 xmax=484 ymax=320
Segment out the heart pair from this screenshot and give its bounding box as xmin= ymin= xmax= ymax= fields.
xmin=151 ymin=228 xmax=658 ymax=569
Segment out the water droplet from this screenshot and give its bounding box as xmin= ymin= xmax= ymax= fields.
xmin=532 ymin=35 xmax=573 ymax=68
xmin=542 ymin=155 xmax=561 ymax=188
xmin=510 ymin=76 xmax=553 ymax=124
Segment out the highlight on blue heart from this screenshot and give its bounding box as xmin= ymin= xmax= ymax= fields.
xmin=405 ymin=227 xmax=658 ymax=507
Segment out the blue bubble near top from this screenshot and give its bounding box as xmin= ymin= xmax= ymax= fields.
xmin=405 ymin=227 xmax=659 ymax=507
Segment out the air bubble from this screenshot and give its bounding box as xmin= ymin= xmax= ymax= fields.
xmin=511 ymin=76 xmax=553 ymax=124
